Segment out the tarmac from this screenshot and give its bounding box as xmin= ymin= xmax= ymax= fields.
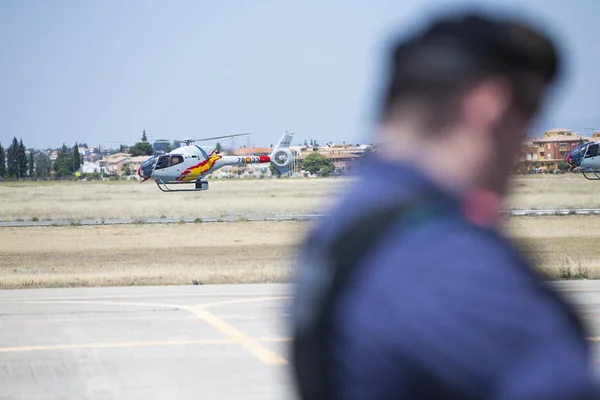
xmin=0 ymin=284 xmax=294 ymax=400
xmin=2 ymin=281 xmax=600 ymax=399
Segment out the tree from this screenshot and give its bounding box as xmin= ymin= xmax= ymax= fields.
xmin=269 ymin=164 xmax=282 ymax=178
xmin=141 ymin=130 xmax=148 ymax=142
xmin=17 ymin=140 xmax=27 ymax=179
xmin=0 ymin=143 xmax=5 ymax=178
xmin=54 ymin=166 xmax=72 ymax=179
xmin=73 ymin=143 xmax=81 ymax=171
xmin=54 ymin=143 xmax=73 ymax=173
xmin=35 ymin=153 xmax=51 ymax=180
xmin=302 ymin=153 xmax=335 ymax=177
xmin=6 ymin=137 xmax=19 ymax=179
xmin=129 ymin=141 xmax=153 ymax=156
xmin=28 ymin=151 xmax=34 ymax=177
xmin=215 ymin=142 xmax=223 ymax=152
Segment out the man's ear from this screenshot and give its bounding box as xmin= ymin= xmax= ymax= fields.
xmin=462 ymin=78 xmax=512 ymax=132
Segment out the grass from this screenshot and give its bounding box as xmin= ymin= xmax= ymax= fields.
xmin=1 ymin=214 xmax=599 ymax=288
xmin=3 ymin=174 xmax=600 ymax=289
xmin=504 ymin=173 xmax=600 ymax=210
xmin=501 ymin=215 xmax=600 ymax=280
xmin=0 ymin=221 xmax=308 ymax=289
xmin=0 ymin=178 xmax=349 ymax=222
xmin=2 ymin=174 xmax=600 ymax=223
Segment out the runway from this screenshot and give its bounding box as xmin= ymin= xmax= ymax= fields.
xmin=0 ymin=284 xmax=294 ymax=400
xmin=2 ymin=282 xmax=600 ymax=399
xmin=2 ymin=208 xmax=600 ymax=227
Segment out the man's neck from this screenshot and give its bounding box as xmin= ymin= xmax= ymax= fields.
xmin=374 ymin=125 xmax=503 ymax=228
xmin=375 ymin=126 xmax=475 ymax=198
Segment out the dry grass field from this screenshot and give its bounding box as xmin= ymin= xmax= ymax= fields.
xmin=1 ymin=214 xmax=599 ymax=288
xmin=2 ymin=174 xmax=600 ymax=288
xmin=1 ymin=173 xmax=599 ymax=223
xmin=502 ymin=215 xmax=600 ymax=279
xmin=0 ymin=221 xmax=309 ymax=289
xmin=505 ymin=173 xmax=600 ymax=209
xmin=0 ymin=178 xmax=350 ymax=222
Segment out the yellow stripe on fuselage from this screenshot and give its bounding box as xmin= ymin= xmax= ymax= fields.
xmin=177 ymin=154 xmax=222 ymax=181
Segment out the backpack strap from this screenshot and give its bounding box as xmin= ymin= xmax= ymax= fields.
xmin=291 ymin=192 xmax=454 ymax=400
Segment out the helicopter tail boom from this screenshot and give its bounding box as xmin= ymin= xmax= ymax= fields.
xmin=215 ymin=155 xmax=271 ymax=168
xmin=211 ymin=131 xmax=295 ymax=174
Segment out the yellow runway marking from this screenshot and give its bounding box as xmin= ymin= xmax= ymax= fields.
xmin=11 ymin=297 xmax=291 ymax=365
xmin=0 ymin=337 xmax=291 ymax=353
xmin=189 ymin=306 xmax=289 ymax=366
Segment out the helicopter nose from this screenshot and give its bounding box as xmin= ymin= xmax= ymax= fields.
xmin=139 ymin=156 xmax=156 ymax=180
xmin=565 ymin=144 xmax=587 ymax=171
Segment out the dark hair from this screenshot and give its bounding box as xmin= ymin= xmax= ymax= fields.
xmin=380 ymin=13 xmax=561 ymax=130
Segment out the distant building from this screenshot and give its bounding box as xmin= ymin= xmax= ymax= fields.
xmin=297 ymin=144 xmax=367 ymax=175
xmin=515 ymin=128 xmax=593 ymax=173
xmin=98 ymin=153 xmax=151 ymax=176
xmin=81 ymin=161 xmax=103 ymax=174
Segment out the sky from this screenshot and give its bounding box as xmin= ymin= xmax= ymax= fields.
xmin=0 ymin=0 xmax=598 ymax=150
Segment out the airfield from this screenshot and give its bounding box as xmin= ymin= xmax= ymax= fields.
xmin=0 ymin=284 xmax=292 ymax=400
xmin=3 ymin=282 xmax=600 ymax=399
xmin=3 ymin=174 xmax=600 ymax=288
xmin=3 ymin=173 xmax=600 ymax=398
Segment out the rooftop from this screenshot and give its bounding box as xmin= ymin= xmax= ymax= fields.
xmin=544 ymin=128 xmax=574 ymax=134
xmin=533 ymin=134 xmax=592 ymax=143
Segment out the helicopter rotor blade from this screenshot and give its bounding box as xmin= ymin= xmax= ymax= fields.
xmin=178 ymin=133 xmax=251 ymax=143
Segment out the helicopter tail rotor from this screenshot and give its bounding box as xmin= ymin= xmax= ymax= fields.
xmin=270 ymin=131 xmax=295 ymax=174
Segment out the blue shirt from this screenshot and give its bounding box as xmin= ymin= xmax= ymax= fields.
xmin=293 ymin=156 xmax=600 ymax=399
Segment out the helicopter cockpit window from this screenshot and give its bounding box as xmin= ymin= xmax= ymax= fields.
xmin=155 ymin=155 xmax=171 ymax=169
xmin=585 ymin=143 xmax=599 ymax=158
xmin=170 ymin=155 xmax=184 ymax=166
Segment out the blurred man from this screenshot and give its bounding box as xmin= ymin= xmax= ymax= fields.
xmin=289 ymin=11 xmax=600 ymax=400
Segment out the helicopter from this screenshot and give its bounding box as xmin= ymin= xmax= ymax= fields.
xmin=565 ymin=140 xmax=600 ymax=180
xmin=137 ymin=131 xmax=295 ymax=192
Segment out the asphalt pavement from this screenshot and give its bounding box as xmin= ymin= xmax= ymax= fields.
xmin=0 ymin=284 xmax=294 ymax=400
xmin=2 ymin=282 xmax=600 ymax=400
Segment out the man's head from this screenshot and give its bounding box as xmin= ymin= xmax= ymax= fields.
xmin=378 ymin=12 xmax=561 ymax=195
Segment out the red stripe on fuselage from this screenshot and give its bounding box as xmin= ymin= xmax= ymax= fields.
xmin=259 ymin=156 xmax=270 ymax=163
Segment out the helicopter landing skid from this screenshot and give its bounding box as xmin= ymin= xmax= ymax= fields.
xmin=155 ymin=179 xmax=209 ymax=192
xmin=582 ymin=169 xmax=600 ymax=181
